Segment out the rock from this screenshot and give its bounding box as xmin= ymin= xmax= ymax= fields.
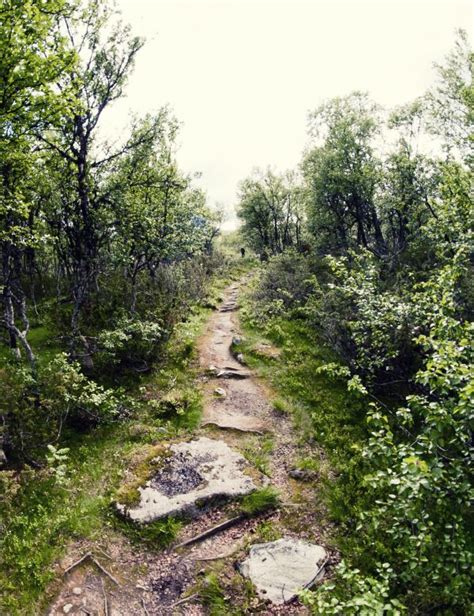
xmin=236 ymin=353 xmax=245 ymax=364
xmin=116 ymin=437 xmax=258 ymax=524
xmin=62 ymin=604 xmax=73 ymax=614
xmin=217 ymin=369 xmax=251 ymax=379
xmin=252 ymin=342 xmax=281 ymax=361
xmin=239 ymin=538 xmax=327 ymax=604
xmin=232 ymin=336 xmax=243 ymax=346
xmin=202 ymin=411 xmax=268 ymax=434
xmin=289 ymin=468 xmax=317 ymax=481
xmin=71 ymin=587 xmax=82 ymax=596
xmin=214 ymin=387 xmax=227 ymax=398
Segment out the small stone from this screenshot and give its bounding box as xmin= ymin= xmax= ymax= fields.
xmin=72 ymin=587 xmax=82 ymax=595
xmin=214 ymin=387 xmax=226 ymax=398
xmin=289 ymin=469 xmax=307 ymax=481
xmin=236 ymin=353 xmax=245 ymax=364
xmin=232 ymin=336 xmax=242 ymax=346
xmin=63 ymin=604 xmax=73 ymax=614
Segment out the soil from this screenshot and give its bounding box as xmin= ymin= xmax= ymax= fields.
xmin=47 ymin=279 xmax=338 ymax=615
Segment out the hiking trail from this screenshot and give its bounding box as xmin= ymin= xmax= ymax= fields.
xmin=48 ymin=280 xmax=336 ymax=615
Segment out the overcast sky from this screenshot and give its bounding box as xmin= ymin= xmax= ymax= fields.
xmin=106 ymin=0 xmax=472 ymax=228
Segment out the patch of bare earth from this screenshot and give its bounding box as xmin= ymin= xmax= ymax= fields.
xmin=47 ymin=280 xmax=337 ymax=615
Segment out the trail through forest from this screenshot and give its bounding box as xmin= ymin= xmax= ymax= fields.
xmin=47 ymin=279 xmax=335 ymax=615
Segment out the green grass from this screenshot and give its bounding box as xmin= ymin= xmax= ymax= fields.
xmin=242 ymin=435 xmax=274 ymax=476
xmin=238 ymin=314 xmax=367 ymax=467
xmin=238 ymin=290 xmax=369 ymax=557
xmin=240 ymin=486 xmax=280 ymax=516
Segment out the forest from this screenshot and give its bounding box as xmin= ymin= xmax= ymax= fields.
xmin=0 ymin=0 xmax=472 ymax=614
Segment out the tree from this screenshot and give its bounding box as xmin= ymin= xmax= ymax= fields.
xmin=237 ymin=168 xmax=304 ymax=255
xmin=39 ymin=0 xmax=146 ymax=342
xmin=425 ymin=29 xmax=473 ymax=164
xmin=302 ymin=92 xmax=387 ymax=258
xmin=0 ymin=0 xmax=75 ymax=369
xmin=110 ymin=112 xmax=218 ymax=312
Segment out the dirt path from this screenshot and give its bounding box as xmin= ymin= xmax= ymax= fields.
xmin=48 ymin=281 xmax=333 ymax=615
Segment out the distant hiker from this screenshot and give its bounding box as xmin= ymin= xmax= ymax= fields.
xmin=240 ymin=247 xmax=246 ymax=258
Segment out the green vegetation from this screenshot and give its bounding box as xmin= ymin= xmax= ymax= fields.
xmin=1 ymin=2 xmax=471 ymax=614
xmin=237 ymin=31 xmax=473 ymax=615
xmin=240 ymin=486 xmax=280 ymax=516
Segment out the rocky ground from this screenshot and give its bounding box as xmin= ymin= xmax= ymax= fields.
xmin=47 ymin=281 xmax=337 ymax=615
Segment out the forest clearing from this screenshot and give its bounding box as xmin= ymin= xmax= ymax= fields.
xmin=0 ymin=1 xmax=472 ymax=614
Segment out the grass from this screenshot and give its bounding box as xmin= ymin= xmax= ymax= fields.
xmin=242 ymin=435 xmax=274 ymax=476
xmin=238 ymin=313 xmax=367 ymax=468
xmin=237 ymin=284 xmax=370 ymax=557
xmin=240 ymin=486 xmax=280 ymax=516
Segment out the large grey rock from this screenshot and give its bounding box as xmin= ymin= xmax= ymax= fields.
xmin=239 ymin=538 xmax=327 ymax=604
xmin=117 ymin=437 xmax=256 ymax=524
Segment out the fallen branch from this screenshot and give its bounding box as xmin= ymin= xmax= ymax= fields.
xmin=63 ymin=552 xmax=120 ymax=586
xmin=175 ymin=514 xmax=245 ymax=549
xmin=170 ymin=592 xmax=200 ymax=608
xmin=63 ymin=552 xmax=92 ymax=575
xmin=141 ymin=597 xmax=150 ymax=616
xmin=101 ymin=578 xmax=109 ymax=616
xmin=91 ymin=557 xmax=120 ymax=586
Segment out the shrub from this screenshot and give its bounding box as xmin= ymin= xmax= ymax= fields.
xmin=95 ymin=317 xmax=164 ymax=373
xmin=1 ymin=354 xmax=119 ymax=462
xmin=253 ymin=250 xmax=315 ymax=317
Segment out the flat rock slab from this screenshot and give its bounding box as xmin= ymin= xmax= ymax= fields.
xmin=202 ymin=408 xmax=269 ymax=434
xmin=117 ymin=437 xmax=257 ymax=524
xmin=217 ymin=369 xmax=251 ymax=379
xmin=239 ymin=538 xmax=327 ymax=604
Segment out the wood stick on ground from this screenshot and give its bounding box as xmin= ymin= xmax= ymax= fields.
xmin=63 ymin=552 xmax=92 ymax=575
xmin=141 ymin=597 xmax=150 ymax=616
xmin=101 ymin=578 xmax=109 ymax=616
xmin=175 ymin=514 xmax=245 ymax=549
xmin=91 ymin=557 xmax=120 ymax=586
xmin=170 ymin=592 xmax=200 ymax=608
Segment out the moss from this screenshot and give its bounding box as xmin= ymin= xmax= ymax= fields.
xmin=114 ymin=443 xmax=170 ymax=507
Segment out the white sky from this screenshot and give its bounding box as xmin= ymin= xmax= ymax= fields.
xmin=106 ymin=0 xmax=472 ymax=228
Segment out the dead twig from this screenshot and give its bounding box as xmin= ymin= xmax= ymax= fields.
xmin=63 ymin=552 xmax=92 ymax=575
xmin=63 ymin=552 xmax=120 ymax=586
xmin=175 ymin=514 xmax=245 ymax=549
xmin=91 ymin=557 xmax=120 ymax=586
xmin=141 ymin=597 xmax=150 ymax=616
xmin=170 ymin=592 xmax=200 ymax=608
xmin=101 ymin=578 xmax=109 ymax=616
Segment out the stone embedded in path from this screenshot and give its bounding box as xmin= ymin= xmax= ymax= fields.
xmin=217 ymin=369 xmax=251 ymax=379
xmin=202 ymin=408 xmax=269 ymax=434
xmin=239 ymin=538 xmax=327 ymax=604
xmin=116 ymin=437 xmax=257 ymax=524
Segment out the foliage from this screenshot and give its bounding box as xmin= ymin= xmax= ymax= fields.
xmin=239 ymin=32 xmax=473 ymax=615
xmin=95 ymin=317 xmax=164 ymax=373
xmin=237 ymin=168 xmax=305 ymax=256
xmin=1 ymin=353 xmax=119 ymax=461
xmin=240 ymin=487 xmax=280 ymax=516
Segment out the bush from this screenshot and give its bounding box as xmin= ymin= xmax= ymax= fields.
xmin=95 ymin=317 xmax=164 ymax=373
xmin=253 ymin=250 xmax=315 ymax=317
xmin=306 ymin=253 xmax=419 ymax=386
xmin=1 ymin=354 xmax=119 ymax=462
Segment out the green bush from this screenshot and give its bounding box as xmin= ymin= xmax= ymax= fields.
xmin=1 ymin=354 xmax=119 ymax=462
xmin=95 ymin=317 xmax=164 ymax=373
